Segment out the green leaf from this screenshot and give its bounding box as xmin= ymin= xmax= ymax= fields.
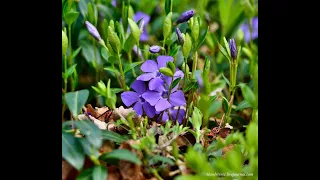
xmin=101 ymin=130 xmax=128 ymax=144
xmin=108 ymin=56 xmax=118 ymax=64
xmin=164 ymin=0 xmax=172 ymax=15
xmin=195 ymin=26 xmax=209 ymax=50
xmin=122 ymin=1 xmax=129 ymax=32
xmin=221 ymin=73 xmax=230 ymax=86
xmin=223 ymin=37 xmax=231 ymax=58
xmin=191 ymin=16 xmax=200 ymax=44
xmin=101 ymin=47 xmax=108 ymax=61
xmin=92 ymin=165 xmax=108 ymax=180
xmin=168 ymin=45 xmax=180 ymax=57
xmin=64 ymin=11 xmax=79 ymax=26
xmin=182 ymin=33 xmax=192 ymax=59
xmin=222 ymin=97 xmax=229 ymax=114
xmin=73 ymin=46 xmax=82 ymax=59
xmin=190 ymin=107 xmax=202 ymax=131
xmin=111 ymin=88 xmax=124 ymax=94
xmin=236 ymin=100 xmax=251 ymax=111
xmin=76 ymin=167 xmax=93 ymax=180
xmin=65 ymin=89 xmax=89 ymax=118
xmin=128 ymin=18 xmax=141 ymax=42
xmin=170 ymin=77 xmax=181 ymax=90
xmin=99 ymin=149 xmax=142 ymax=165
xmin=163 ymin=12 xmax=172 ymax=40
xmin=208 ymin=100 xmax=222 ymax=116
xmin=62 ymin=30 xmax=68 ymax=55
xmin=218 ymin=43 xmax=230 ymax=61
xmin=183 ymin=80 xmax=197 ymax=93
xmin=124 ymin=34 xmax=137 ymax=52
xmin=74 ymin=120 xmax=102 ymax=148
xmin=239 ymin=83 xmax=257 ymax=109
xmin=124 ymin=61 xmax=143 ymax=74
xmin=79 ymin=137 xmax=100 ymax=158
xmin=107 ymin=26 xmax=121 ymax=54
xmin=149 ymin=155 xmax=175 ymax=166
xmin=159 ymin=67 xmax=174 ymax=77
xmin=246 ymin=121 xmax=258 ymax=148
xmin=62 ymin=132 xmax=85 ymax=170
xmin=104 ymin=66 xmax=120 ymax=74
xmin=65 ymin=64 xmax=77 ymax=79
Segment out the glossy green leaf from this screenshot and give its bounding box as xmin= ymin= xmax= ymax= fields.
xmin=239 ymin=83 xmax=257 ymax=109
xmin=64 ymin=64 xmax=77 ymax=79
xmin=170 ymin=77 xmax=181 ymax=90
xmin=104 ymin=66 xmax=120 ymax=74
xmin=221 ymin=73 xmax=230 ymax=86
xmin=76 ymin=167 xmax=93 ymax=180
xmin=65 ymin=89 xmax=89 ymax=118
xmin=101 ymin=130 xmax=128 ymax=144
xmin=64 ymin=11 xmax=79 ymax=26
xmin=74 ymin=120 xmax=102 ymax=148
xmin=128 ymin=18 xmax=141 ymax=42
xmin=62 ymin=30 xmax=68 ymax=55
xmin=92 ymin=165 xmax=108 ymax=180
xmin=222 ymin=97 xmax=229 ymax=114
xmin=124 ymin=61 xmax=143 ymax=74
xmin=236 ymin=100 xmax=251 ymax=111
xmin=62 ymin=132 xmax=85 ymax=170
xmin=149 ymin=155 xmax=175 ymax=166
xmin=79 ymin=137 xmax=99 ymax=158
xmin=101 ymin=47 xmax=108 ymax=61
xmin=159 ymin=67 xmax=174 ymax=77
xmin=99 ymin=149 xmax=142 ymax=165
xmin=164 ymin=0 xmax=172 ymax=15
xmin=208 ymin=100 xmax=222 ymax=116
xmin=72 ymin=46 xmax=82 ymax=59
xmin=195 ymin=26 xmax=209 ymax=50
xmin=163 ymin=12 xmax=172 ymax=40
xmin=107 ymin=26 xmax=121 ymax=54
xmin=182 ymin=33 xmax=192 ymax=59
xmin=124 ymin=34 xmax=136 ymax=52
xmin=218 ymin=43 xmax=230 ymax=61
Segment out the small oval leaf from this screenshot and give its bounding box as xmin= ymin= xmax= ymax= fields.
xmin=99 ymin=149 xmax=142 ymax=165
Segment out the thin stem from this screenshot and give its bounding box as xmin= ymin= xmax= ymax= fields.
xmin=128 ymin=51 xmax=137 ymax=77
xmin=162 ymin=39 xmax=166 ymax=55
xmin=175 ymin=106 xmax=181 ymax=124
xmin=117 ymin=53 xmax=127 ymax=90
xmin=62 ymin=54 xmax=68 ymax=122
xmin=68 ymin=25 xmax=74 ymax=90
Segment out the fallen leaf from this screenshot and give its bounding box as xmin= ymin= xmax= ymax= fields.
xmin=107 ymin=165 xmax=121 ymax=180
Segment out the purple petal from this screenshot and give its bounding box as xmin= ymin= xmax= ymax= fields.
xmin=160 ymin=112 xmax=169 ymax=123
xmin=149 ymin=77 xmax=164 ymax=91
xmin=137 ymin=73 xmax=155 ymax=81
xmin=174 ymin=69 xmax=184 ymax=79
xmin=169 ymin=90 xmax=186 ymax=106
xmin=133 ymin=102 xmax=143 ymax=115
xmin=143 ymin=102 xmax=155 ymax=118
xmin=131 ymin=80 xmax=146 ymax=94
xmin=121 ymin=91 xmax=139 ymax=106
xmin=171 ymin=109 xmax=186 ymax=124
xmin=153 ymin=84 xmax=166 ymax=92
xmin=134 ymin=12 xmax=150 ymax=24
xmin=141 ymin=60 xmax=158 ymax=72
xmin=155 ymin=98 xmax=172 ymax=112
xmin=140 ymin=28 xmax=149 ymax=42
xmin=157 ymin=56 xmax=174 ymax=68
xmin=142 ymin=91 xmax=161 ymax=106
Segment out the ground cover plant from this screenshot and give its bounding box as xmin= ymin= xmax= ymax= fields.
xmin=62 ymin=0 xmax=258 ymax=179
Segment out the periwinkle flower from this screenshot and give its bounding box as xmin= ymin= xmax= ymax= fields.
xmin=111 ymin=0 xmax=117 ymax=7
xmin=241 ymin=17 xmax=258 ymax=43
xmin=158 ymin=108 xmax=186 ymax=124
xmin=133 ymin=12 xmax=150 ymax=42
xmin=85 ymin=21 xmax=102 ymax=41
xmin=229 ymin=39 xmax=237 ymax=60
xmin=142 ymin=76 xmax=186 ymax=112
xmin=137 ymin=55 xmax=183 ymax=91
xmin=149 ymin=45 xmax=161 ymax=53
xmin=176 ymin=10 xmax=195 ymax=24
xmin=175 ymin=28 xmax=184 ymax=45
xmin=121 ymin=80 xmax=155 ymax=117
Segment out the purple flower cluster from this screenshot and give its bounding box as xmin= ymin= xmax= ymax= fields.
xmin=121 ymin=55 xmax=186 ymax=124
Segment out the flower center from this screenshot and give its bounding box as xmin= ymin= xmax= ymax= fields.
xmin=154 ymin=71 xmax=161 ymax=77
xmin=139 ymin=95 xmax=145 ymax=103
xmin=161 ymin=91 xmax=169 ymax=99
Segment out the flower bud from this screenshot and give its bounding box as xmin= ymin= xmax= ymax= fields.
xmin=229 ymin=39 xmax=237 ymax=60
xmin=149 ymin=45 xmax=161 ymax=53
xmin=175 ymin=28 xmax=184 ymax=45
xmin=85 ymin=21 xmax=101 ymax=42
xmin=176 ymin=10 xmax=195 ymax=24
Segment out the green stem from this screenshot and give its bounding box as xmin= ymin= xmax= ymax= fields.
xmin=175 ymin=106 xmax=181 ymax=124
xmin=62 ymin=54 xmax=68 ymax=121
xmin=68 ymin=25 xmax=74 ymax=91
xmin=117 ymin=53 xmax=127 ymax=90
xmin=128 ymin=51 xmax=137 ymax=77
xmin=162 ymin=39 xmax=166 ymax=55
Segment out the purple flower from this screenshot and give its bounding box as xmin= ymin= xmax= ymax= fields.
xmin=158 ymin=108 xmax=186 ymax=124
xmin=176 ymin=28 xmax=184 ymax=45
xmin=111 ymin=0 xmax=117 ymax=7
xmin=136 ymin=55 xmax=183 ymax=91
xmin=142 ymin=74 xmax=186 ymax=112
xmin=85 ymin=21 xmax=101 ymax=41
xmin=229 ymin=39 xmax=237 ymax=60
xmin=149 ymin=45 xmax=161 ymax=53
xmin=133 ymin=12 xmax=150 ymax=42
xmin=121 ymin=80 xmax=155 ymax=117
xmin=176 ymin=10 xmax=195 ymax=24
xmin=241 ymin=17 xmax=258 ymax=43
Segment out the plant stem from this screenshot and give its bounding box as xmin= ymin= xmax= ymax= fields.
xmin=117 ymin=53 xmax=127 ymax=90
xmin=128 ymin=51 xmax=137 ymax=77
xmin=62 ymin=54 xmax=68 ymax=122
xmin=68 ymin=25 xmax=74 ymax=90
xmin=175 ymin=106 xmax=181 ymax=124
